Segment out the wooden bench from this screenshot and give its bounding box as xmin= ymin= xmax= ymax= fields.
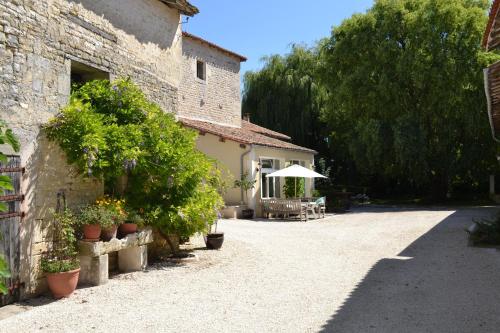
xmin=261 ymin=198 xmax=308 ymax=221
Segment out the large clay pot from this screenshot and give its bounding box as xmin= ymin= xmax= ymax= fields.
xmin=83 ymin=224 xmax=101 ymax=241
xmin=118 ymin=223 xmax=137 ymax=238
xmin=241 ymin=209 xmax=254 ymax=219
xmin=101 ymin=225 xmax=118 ymax=241
xmin=205 ymin=233 xmax=224 ymax=250
xmin=46 ymin=268 xmax=80 ymax=299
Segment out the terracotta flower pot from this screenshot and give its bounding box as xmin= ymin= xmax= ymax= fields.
xmin=119 ymin=223 xmax=137 ymax=238
xmin=83 ymin=224 xmax=101 ymax=241
xmin=205 ymin=233 xmax=224 ymax=250
xmin=46 ymin=268 xmax=80 ymax=299
xmin=101 ymin=225 xmax=118 ymax=241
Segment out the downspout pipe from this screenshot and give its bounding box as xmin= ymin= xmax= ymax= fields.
xmin=240 ymin=144 xmax=253 ymax=204
xmin=484 ymin=67 xmax=500 ymax=143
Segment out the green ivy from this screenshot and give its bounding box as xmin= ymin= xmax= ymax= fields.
xmin=45 ymin=78 xmax=224 ymax=238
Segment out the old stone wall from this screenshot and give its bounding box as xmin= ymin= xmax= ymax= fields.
xmin=0 ymin=0 xmax=182 ymax=298
xmin=178 ymin=37 xmax=242 ymax=127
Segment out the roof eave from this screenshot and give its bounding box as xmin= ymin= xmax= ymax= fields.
xmin=182 ymin=32 xmax=248 ymax=62
xmin=160 ymin=0 xmax=199 ymax=17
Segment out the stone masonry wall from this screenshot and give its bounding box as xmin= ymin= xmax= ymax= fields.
xmin=0 ymin=0 xmax=182 ymax=298
xmin=178 ymin=37 xmax=242 ymax=127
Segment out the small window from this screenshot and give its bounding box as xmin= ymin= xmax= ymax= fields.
xmin=196 ymin=60 xmax=206 ymax=81
xmin=71 ymin=60 xmax=109 ymax=91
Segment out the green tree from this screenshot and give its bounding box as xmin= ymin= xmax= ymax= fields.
xmin=243 ymin=45 xmax=330 ymax=157
xmin=0 ymin=120 xmax=20 ymax=294
xmin=319 ymin=0 xmax=500 ymax=197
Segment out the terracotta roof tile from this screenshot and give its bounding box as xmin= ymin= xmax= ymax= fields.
xmin=241 ymin=120 xmax=291 ymax=140
xmin=178 ymin=117 xmax=316 ymax=154
xmin=182 ymin=32 xmax=247 ymax=62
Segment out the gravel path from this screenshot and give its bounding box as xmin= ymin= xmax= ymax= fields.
xmin=1 ymin=207 xmax=500 ymax=332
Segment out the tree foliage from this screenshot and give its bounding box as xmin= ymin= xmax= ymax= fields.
xmin=243 ymin=0 xmax=500 ymax=198
xmin=45 ymin=79 xmax=224 ymax=238
xmin=243 ymin=45 xmax=330 ymax=156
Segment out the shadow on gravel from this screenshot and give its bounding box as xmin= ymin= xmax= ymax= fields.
xmin=320 ymin=208 xmax=500 ymax=333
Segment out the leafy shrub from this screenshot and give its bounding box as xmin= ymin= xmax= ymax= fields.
xmin=284 ymin=177 xmax=305 ymax=198
xmin=45 ymin=78 xmax=224 ymax=238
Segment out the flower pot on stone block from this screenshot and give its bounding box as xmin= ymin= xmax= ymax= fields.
xmin=118 ymin=223 xmax=138 ymax=237
xmin=119 ymin=212 xmax=144 ymax=238
xmin=82 ymin=224 xmax=101 ymax=241
xmin=101 ymin=225 xmax=118 ymax=241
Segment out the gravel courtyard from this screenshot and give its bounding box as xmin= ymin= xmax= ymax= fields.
xmin=2 ymin=207 xmax=500 ymax=333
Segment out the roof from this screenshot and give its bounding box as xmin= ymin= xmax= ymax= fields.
xmin=178 ymin=117 xmax=317 ymax=154
xmin=182 ymin=32 xmax=248 ymax=62
xmin=241 ymin=121 xmax=291 ymax=140
xmin=483 ymin=0 xmax=500 ymax=50
xmin=159 ymin=0 xmax=199 ymax=16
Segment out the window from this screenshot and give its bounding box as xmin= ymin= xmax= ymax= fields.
xmin=71 ymin=60 xmax=109 ymax=92
xmin=196 ymin=60 xmax=206 ymax=81
xmin=260 ymin=159 xmax=281 ymax=199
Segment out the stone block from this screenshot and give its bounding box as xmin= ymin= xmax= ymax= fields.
xmin=79 ymin=254 xmax=108 ymax=286
xmin=118 ymin=245 xmax=147 ymax=272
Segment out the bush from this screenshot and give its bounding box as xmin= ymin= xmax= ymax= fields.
xmin=284 ymin=177 xmax=305 ymax=198
xmin=45 ymin=78 xmax=224 ymax=239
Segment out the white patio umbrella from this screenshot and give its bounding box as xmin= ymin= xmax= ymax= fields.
xmin=266 ymin=164 xmax=327 ymax=198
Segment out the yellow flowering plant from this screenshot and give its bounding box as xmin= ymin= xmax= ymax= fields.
xmin=95 ymin=196 xmax=127 ymax=225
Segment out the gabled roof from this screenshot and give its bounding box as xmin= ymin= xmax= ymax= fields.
xmin=483 ymin=0 xmax=500 ymax=50
xmin=241 ymin=121 xmax=291 ymax=140
xmin=182 ymin=32 xmax=248 ymax=62
xmin=159 ymin=0 xmax=199 ymax=17
xmin=178 ymin=117 xmax=317 ymax=154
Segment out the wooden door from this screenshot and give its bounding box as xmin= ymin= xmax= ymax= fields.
xmin=0 ymin=156 xmax=22 ymax=306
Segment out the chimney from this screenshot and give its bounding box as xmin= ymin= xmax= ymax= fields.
xmin=243 ymin=113 xmax=251 ymax=122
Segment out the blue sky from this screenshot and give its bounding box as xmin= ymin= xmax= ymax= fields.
xmin=184 ymin=1 xmax=375 ymax=76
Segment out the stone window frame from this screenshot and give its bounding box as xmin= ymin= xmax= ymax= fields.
xmin=196 ymin=59 xmax=207 ymax=83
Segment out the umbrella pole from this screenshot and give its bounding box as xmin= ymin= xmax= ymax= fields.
xmin=295 ymin=177 xmax=297 ymax=198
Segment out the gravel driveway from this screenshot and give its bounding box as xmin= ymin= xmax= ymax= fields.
xmin=2 ymin=207 xmax=500 ymax=333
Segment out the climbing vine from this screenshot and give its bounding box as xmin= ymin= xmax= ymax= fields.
xmin=45 ymin=78 xmax=224 ymax=238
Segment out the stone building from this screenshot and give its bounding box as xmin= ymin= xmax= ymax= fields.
xmin=177 ymin=33 xmax=316 ymax=217
xmin=0 ymin=0 xmax=197 ymax=300
xmin=0 ymin=0 xmax=315 ymax=301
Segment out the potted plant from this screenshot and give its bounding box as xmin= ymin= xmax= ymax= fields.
xmin=78 ymin=205 xmax=113 ymax=242
xmin=96 ymin=197 xmax=127 ymax=241
xmin=234 ymin=172 xmax=257 ymax=219
xmin=205 ymin=212 xmax=224 ymax=250
xmin=119 ymin=210 xmax=143 ymax=238
xmin=41 ymin=209 xmax=80 ymax=299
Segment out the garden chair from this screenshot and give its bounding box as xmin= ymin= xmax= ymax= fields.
xmin=314 ymin=197 xmax=326 ymax=218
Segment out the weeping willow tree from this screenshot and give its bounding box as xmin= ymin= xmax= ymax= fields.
xmin=242 ymin=45 xmax=330 ymax=157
